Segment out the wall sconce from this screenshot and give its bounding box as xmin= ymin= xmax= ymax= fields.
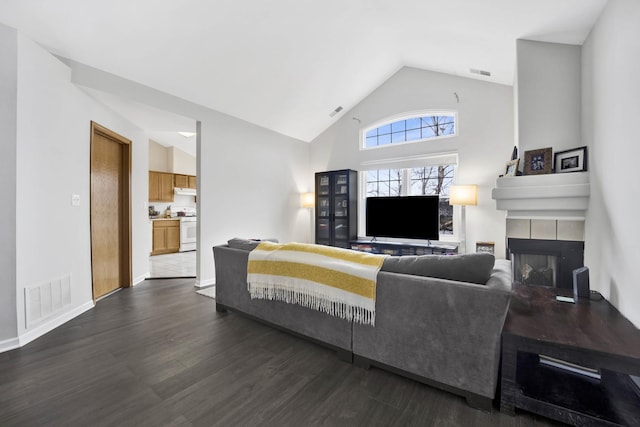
xmin=449 ymin=185 xmax=478 ymax=254
xmin=301 ymin=192 xmax=315 ymax=209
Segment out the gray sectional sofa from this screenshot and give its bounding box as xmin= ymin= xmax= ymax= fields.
xmin=213 ymin=239 xmax=512 ymax=410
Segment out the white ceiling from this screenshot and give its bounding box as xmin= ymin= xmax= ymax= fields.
xmin=0 ymin=0 xmax=607 ymax=144
xmin=82 ymin=88 xmax=198 ymax=157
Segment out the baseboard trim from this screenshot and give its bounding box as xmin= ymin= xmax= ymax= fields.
xmin=195 ymin=278 xmax=215 ymax=288
xmin=133 ymin=274 xmax=148 ymax=286
xmin=0 ymin=337 xmax=21 ymax=354
xmin=17 ymin=300 xmax=95 ymax=348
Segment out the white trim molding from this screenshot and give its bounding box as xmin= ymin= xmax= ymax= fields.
xmin=195 ymin=277 xmax=215 ymax=288
xmin=492 ymin=172 xmax=590 ymax=219
xmin=0 ymin=337 xmax=20 ymax=354
xmin=18 ymin=301 xmax=94 ymax=349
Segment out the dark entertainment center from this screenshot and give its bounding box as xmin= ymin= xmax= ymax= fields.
xmin=315 ymin=169 xmax=453 ymax=254
xmin=349 ymin=240 xmax=457 ymax=256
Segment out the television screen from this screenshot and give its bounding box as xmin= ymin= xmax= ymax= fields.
xmin=366 ymin=196 xmax=440 ymax=241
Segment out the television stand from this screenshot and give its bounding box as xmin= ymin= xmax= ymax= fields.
xmin=349 ymin=240 xmax=457 ymax=256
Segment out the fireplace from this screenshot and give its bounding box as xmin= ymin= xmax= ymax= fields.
xmin=508 ymin=238 xmax=584 ymax=289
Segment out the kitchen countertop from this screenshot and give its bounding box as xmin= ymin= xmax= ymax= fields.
xmin=149 ymin=216 xmax=197 ymax=221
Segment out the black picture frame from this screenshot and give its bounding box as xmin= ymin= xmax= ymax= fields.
xmin=554 ymin=146 xmax=588 ymax=173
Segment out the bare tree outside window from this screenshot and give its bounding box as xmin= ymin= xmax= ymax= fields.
xmin=366 ymin=169 xmax=401 ymax=197
xmin=409 ymin=165 xmax=454 ymax=234
xmin=420 ymin=116 xmax=455 ymax=139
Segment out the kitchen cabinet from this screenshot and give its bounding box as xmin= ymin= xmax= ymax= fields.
xmin=149 ymin=171 xmax=174 ymax=202
xmin=174 ymin=174 xmax=197 ymax=189
xmin=151 ymin=219 xmax=180 ymax=255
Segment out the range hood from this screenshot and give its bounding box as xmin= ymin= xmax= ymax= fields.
xmin=174 ymin=187 xmax=196 ymax=196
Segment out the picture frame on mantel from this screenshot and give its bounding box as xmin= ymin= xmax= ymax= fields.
xmin=504 ymin=158 xmax=519 ymax=177
xmin=523 ymin=147 xmax=553 ymax=175
xmin=554 ymin=146 xmax=588 ymax=173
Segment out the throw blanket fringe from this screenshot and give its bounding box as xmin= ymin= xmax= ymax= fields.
xmin=247 ymin=242 xmax=386 ymax=326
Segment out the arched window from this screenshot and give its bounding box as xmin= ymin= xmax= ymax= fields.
xmin=363 ymin=112 xmax=456 ymax=149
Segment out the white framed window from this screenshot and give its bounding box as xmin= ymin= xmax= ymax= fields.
xmin=362 ymin=111 xmax=457 ymax=150
xmin=359 ymin=153 xmax=458 ymax=240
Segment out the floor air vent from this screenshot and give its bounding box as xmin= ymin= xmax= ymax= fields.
xmin=25 ymin=275 xmax=72 ymax=328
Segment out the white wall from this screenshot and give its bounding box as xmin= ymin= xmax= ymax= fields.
xmin=170 ymin=146 xmax=196 ymax=175
xmin=198 ymin=112 xmax=311 ymax=285
xmin=582 ymin=0 xmax=640 ymax=327
xmin=0 ymin=24 xmax=18 ymax=345
xmin=7 ymin=30 xmax=150 ymax=345
xmin=310 ymin=67 xmax=514 ymax=256
xmin=516 ymin=40 xmax=582 ymax=156
xmin=66 ymin=58 xmax=312 ymax=288
xmin=149 ymin=139 xmax=169 ymax=172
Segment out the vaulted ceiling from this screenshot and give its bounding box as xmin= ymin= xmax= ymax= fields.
xmin=0 ymin=0 xmax=607 ymax=144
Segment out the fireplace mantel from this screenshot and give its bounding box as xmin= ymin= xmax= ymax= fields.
xmin=491 ymin=172 xmax=590 ymax=220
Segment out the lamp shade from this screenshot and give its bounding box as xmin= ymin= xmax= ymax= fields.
xmin=449 ymin=185 xmax=478 ymax=206
xmin=301 ymin=192 xmax=315 ymax=208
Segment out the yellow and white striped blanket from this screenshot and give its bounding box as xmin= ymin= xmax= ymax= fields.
xmin=247 ymin=242 xmax=386 ymax=326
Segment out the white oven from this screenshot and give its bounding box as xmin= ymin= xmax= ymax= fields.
xmin=179 ymin=217 xmax=197 ymax=252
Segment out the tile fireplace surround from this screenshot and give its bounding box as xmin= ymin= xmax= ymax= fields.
xmin=492 ymin=172 xmax=590 ymax=287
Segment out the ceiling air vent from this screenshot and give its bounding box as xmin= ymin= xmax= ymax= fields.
xmin=470 ymin=68 xmax=491 ymax=77
xmin=329 ymin=106 xmax=343 ymax=117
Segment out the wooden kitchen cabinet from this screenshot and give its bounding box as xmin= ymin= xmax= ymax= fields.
xmin=174 ymin=174 xmax=197 ymax=189
xmin=152 ymin=220 xmax=180 ymax=255
xmin=149 ymin=171 xmax=174 ymax=202
xmin=174 ymin=174 xmax=188 ymax=188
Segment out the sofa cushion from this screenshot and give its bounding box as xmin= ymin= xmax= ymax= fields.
xmin=227 ymin=238 xmax=261 ymax=251
xmin=381 ymin=252 xmax=495 ymax=285
xmin=227 ymin=237 xmax=280 ymax=251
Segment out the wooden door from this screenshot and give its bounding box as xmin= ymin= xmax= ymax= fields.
xmin=188 ymin=175 xmax=197 ymax=189
xmin=90 ymin=122 xmax=131 ymax=300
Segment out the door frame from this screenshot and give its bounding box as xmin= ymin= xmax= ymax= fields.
xmin=90 ymin=121 xmax=132 ymax=301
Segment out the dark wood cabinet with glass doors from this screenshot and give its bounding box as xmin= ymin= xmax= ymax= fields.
xmin=315 ymin=169 xmax=358 ymax=248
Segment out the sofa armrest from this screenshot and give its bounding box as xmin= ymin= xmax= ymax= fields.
xmin=213 ymin=245 xmax=251 ymax=310
xmin=353 ymin=271 xmax=512 ymax=399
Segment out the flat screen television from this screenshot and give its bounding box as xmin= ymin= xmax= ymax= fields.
xmin=366 ymin=196 xmax=440 ymax=241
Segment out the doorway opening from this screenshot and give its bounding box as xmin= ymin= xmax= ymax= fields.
xmin=148 ymin=137 xmax=197 ymax=279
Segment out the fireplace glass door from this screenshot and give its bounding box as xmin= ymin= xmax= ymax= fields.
xmin=513 ymin=253 xmax=558 ymax=287
xmin=507 ymin=238 xmax=584 ymax=289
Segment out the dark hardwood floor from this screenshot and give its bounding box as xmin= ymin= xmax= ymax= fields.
xmin=0 ymin=279 xmax=560 ymax=427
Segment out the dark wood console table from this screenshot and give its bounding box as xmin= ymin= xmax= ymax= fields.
xmin=500 ymin=285 xmax=640 ymax=426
